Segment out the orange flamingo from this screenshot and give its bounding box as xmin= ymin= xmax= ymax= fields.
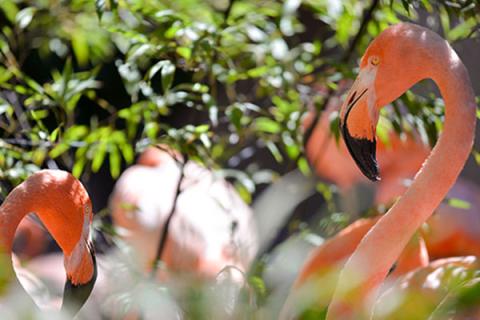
xmin=110 ymin=146 xmax=258 ymax=279
xmin=0 ymin=169 xmax=97 ymax=316
xmin=283 ymin=22 xmax=477 ymax=319
xmin=304 ymin=88 xmax=480 ymax=258
xmin=328 ymin=22 xmax=477 ymax=319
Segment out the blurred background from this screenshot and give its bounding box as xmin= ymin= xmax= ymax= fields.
xmin=1 ymin=0 xmax=480 ymax=319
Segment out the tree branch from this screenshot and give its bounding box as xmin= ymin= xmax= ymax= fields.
xmin=150 ymin=149 xmax=188 ymax=277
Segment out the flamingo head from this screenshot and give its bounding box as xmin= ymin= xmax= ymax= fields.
xmin=340 ymin=23 xmax=440 ymax=181
xmin=21 ymin=170 xmax=97 ymax=315
xmin=62 ymin=238 xmax=97 ymax=316
xmin=59 ymin=193 xmax=97 ymax=316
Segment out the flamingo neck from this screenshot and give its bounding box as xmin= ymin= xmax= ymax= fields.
xmin=327 ymin=47 xmax=477 ymax=318
xmin=0 ymin=186 xmax=34 ymax=254
xmin=0 ymin=185 xmax=36 ymax=297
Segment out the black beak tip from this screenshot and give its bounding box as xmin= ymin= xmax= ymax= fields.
xmin=341 ymin=123 xmax=380 ymax=182
xmin=365 ymin=166 xmax=381 ymax=182
xmin=62 ymin=251 xmax=97 ymax=316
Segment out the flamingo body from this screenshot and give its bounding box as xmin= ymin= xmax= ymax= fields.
xmin=110 ymin=147 xmax=258 ymax=278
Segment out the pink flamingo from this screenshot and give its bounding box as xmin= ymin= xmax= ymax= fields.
xmin=283 ymin=22 xmax=477 ymax=319
xmin=304 ymin=102 xmax=480 ymax=259
xmin=373 ymin=256 xmax=479 ymax=319
xmin=0 ymin=170 xmax=97 ymax=316
xmin=110 ymin=146 xmax=258 ymax=279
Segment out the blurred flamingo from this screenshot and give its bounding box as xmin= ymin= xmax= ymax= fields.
xmin=110 ymin=146 xmax=258 ymax=279
xmin=293 ymin=218 xmax=429 ymax=286
xmin=423 ymin=179 xmax=480 ymax=259
xmin=282 ymin=23 xmax=477 ymax=319
xmin=279 ymin=217 xmax=429 ymax=318
xmin=0 ymin=169 xmax=97 ymax=316
xmin=373 ymin=256 xmax=480 ymax=319
xmin=13 ymin=217 xmax=49 ymax=260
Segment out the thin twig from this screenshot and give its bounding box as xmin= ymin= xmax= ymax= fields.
xmin=3 ymin=91 xmax=31 ymax=132
xmin=150 ymin=149 xmax=188 ymax=277
xmin=222 ymin=0 xmax=236 ymax=27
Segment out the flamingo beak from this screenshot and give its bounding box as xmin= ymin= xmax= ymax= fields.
xmin=339 ymin=69 xmax=380 ymax=181
xmin=62 ymin=242 xmax=97 ymax=316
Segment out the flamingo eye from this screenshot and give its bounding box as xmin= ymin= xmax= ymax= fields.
xmin=85 ymin=204 xmax=91 ymax=216
xmin=370 ymin=56 xmax=380 ymax=66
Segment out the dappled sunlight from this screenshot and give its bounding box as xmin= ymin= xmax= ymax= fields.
xmin=1 ymin=0 xmax=480 ymax=318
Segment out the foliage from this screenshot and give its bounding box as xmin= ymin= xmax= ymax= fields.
xmin=1 ymin=0 xmax=479 ymax=193
xmin=1 ymin=0 xmax=480 ymax=318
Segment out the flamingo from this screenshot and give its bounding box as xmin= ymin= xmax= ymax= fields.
xmin=423 ymin=178 xmax=480 ymax=259
xmin=303 ymin=100 xmax=480 ymax=260
xmin=283 ymin=22 xmax=477 ymax=319
xmin=373 ymin=256 xmax=480 ymax=319
xmin=279 ymin=218 xmax=429 ymax=318
xmin=0 ymin=169 xmax=97 ymax=316
xmin=110 ymin=146 xmax=258 ymax=279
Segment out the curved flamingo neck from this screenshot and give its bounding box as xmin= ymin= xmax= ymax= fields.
xmin=0 ymin=184 xmax=37 ymax=300
xmin=0 ymin=186 xmax=35 ymax=254
xmin=327 ymin=40 xmax=477 ymax=318
xmin=0 ymin=170 xmax=93 ymax=290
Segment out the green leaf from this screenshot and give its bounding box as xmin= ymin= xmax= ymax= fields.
xmin=474 ymin=150 xmax=480 ymax=165
xmin=30 ymin=110 xmax=49 ymax=120
xmin=15 ymin=7 xmax=36 ymax=29
xmin=266 ymin=141 xmax=283 ymax=162
xmin=72 ymin=30 xmax=89 ymax=66
xmin=0 ymin=66 xmax=13 ymax=84
xmin=247 ymin=66 xmax=269 ymax=78
xmin=272 ymin=96 xmax=294 ymax=114
xmin=148 ymin=60 xmax=169 ymax=81
xmin=447 ymin=197 xmax=471 ymax=210
xmin=255 ymin=117 xmax=281 ymax=133
xmin=23 ymin=75 xmax=44 ymax=94
xmin=49 ymin=126 xmax=62 ymax=142
xmin=161 ymin=61 xmax=176 ymax=91
xmin=0 ymin=103 xmax=12 ymax=116
xmin=119 ymin=143 xmax=134 ymax=164
xmin=92 ymin=142 xmax=107 ymax=172
xmin=49 ymin=143 xmax=70 ymax=158
xmin=194 ymin=124 xmax=210 ymax=133
xmin=297 ymin=157 xmax=311 ymax=176
xmin=235 ymin=182 xmax=252 ymax=204
xmin=447 ymin=18 xmax=477 ymax=41
xmin=109 ymin=144 xmax=121 ymax=178
xmin=65 ymin=125 xmax=89 ymax=140
xmin=0 ymin=1 xmax=19 ymax=23
xmin=72 ymin=157 xmax=87 ymax=178
xmin=176 ymin=47 xmax=192 ymax=60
